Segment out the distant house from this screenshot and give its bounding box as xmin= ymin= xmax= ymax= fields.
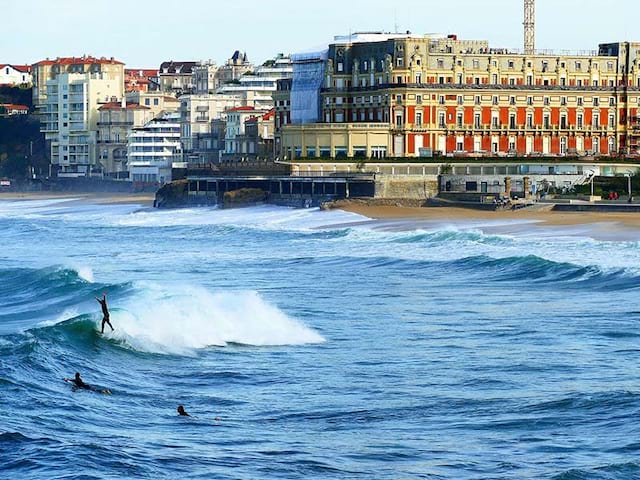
xmin=158 ymin=61 xmax=197 ymax=95
xmin=0 ymin=103 xmax=29 ymax=115
xmin=125 ymin=69 xmax=160 ymax=93
xmin=0 ymin=64 xmax=32 ymax=86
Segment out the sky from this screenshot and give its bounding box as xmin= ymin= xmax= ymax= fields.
xmin=2 ymin=0 xmax=639 ymax=68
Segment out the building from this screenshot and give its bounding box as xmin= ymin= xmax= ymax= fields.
xmin=0 ymin=104 xmax=29 ymax=115
xmin=223 ymin=106 xmax=272 ymax=156
xmin=125 ymin=91 xmax=180 ymax=118
xmin=32 ymin=56 xmax=124 ymax=111
xmin=193 ymin=61 xmax=219 ymax=94
xmin=127 ymin=113 xmax=181 ymax=185
xmin=158 ymin=61 xmax=197 ymax=95
xmin=217 ymin=54 xmax=293 ymax=109
xmin=0 ymin=64 xmax=32 ymax=86
xmin=97 ymin=101 xmax=155 ymax=178
xmin=215 ymin=51 xmax=253 ymax=85
xmin=178 ymin=93 xmax=245 ymax=159
xmin=125 ymin=69 xmax=159 ymax=92
xmin=36 ymin=57 xmax=125 ymax=177
xmin=278 ymin=32 xmax=640 ymax=159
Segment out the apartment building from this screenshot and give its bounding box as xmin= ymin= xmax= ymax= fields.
xmin=158 ymin=61 xmax=197 ymax=95
xmin=223 ymin=106 xmax=272 ymax=155
xmin=97 ymin=101 xmax=155 ymax=178
xmin=278 ymin=33 xmax=640 ymax=159
xmin=125 ymin=69 xmax=159 ymax=92
xmin=127 ymin=113 xmax=181 ymax=185
xmin=32 ymin=56 xmax=124 ymax=111
xmin=125 ymin=91 xmax=180 ymax=118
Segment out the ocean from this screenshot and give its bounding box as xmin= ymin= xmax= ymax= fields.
xmin=1 ymin=197 xmax=639 ymax=479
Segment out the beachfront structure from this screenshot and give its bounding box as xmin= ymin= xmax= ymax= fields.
xmin=0 ymin=64 xmax=32 ymax=86
xmin=277 ymin=33 xmax=640 ymax=159
xmin=97 ymin=101 xmax=156 ymax=178
xmin=127 ymin=114 xmax=181 ymax=185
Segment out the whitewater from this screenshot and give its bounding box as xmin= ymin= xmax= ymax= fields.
xmin=1 ymin=197 xmax=639 ymax=479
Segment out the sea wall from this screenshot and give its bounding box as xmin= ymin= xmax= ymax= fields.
xmin=374 ymin=176 xmax=439 ymax=200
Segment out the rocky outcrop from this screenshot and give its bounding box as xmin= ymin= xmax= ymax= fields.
xmin=154 ymin=180 xmax=188 ymax=209
xmin=222 ymin=188 xmax=267 ymax=208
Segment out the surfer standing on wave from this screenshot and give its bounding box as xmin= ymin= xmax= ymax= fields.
xmin=95 ymin=292 xmax=114 ymax=334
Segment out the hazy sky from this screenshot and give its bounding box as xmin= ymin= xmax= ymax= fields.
xmin=3 ymin=0 xmax=639 ymax=68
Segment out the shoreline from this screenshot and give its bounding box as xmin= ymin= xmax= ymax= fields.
xmin=0 ymin=191 xmax=155 ymax=206
xmin=332 ymin=201 xmax=640 ymax=229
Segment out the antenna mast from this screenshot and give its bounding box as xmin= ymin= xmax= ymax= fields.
xmin=524 ymin=0 xmax=535 ymax=55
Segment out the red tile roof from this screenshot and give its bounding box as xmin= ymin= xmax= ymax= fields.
xmin=34 ymin=56 xmax=124 ymax=66
xmin=0 ymin=104 xmax=29 ymax=110
xmin=227 ymin=106 xmax=262 ymax=113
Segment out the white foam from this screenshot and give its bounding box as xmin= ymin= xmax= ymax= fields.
xmin=103 ymin=283 xmax=324 ymax=355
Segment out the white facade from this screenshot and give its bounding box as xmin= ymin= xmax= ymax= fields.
xmin=43 ymin=72 xmax=124 ymax=176
xmin=224 ymin=108 xmax=269 ymax=154
xmin=127 ymin=114 xmax=181 ymax=184
xmin=178 ymin=94 xmax=245 ymax=152
xmin=0 ymin=65 xmax=31 ymax=85
xmin=217 ymin=55 xmax=293 ymax=110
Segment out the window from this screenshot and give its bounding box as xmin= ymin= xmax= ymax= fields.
xmin=415 ymin=112 xmax=423 ymax=126
xmin=416 ymin=94 xmax=422 ymax=104
xmin=510 ymin=96 xmax=516 ymax=106
xmin=561 ymin=96 xmax=567 ymax=106
xmin=439 ymin=95 xmax=445 ymax=105
xmin=560 ymin=77 xmax=566 ymax=86
xmin=438 ymin=112 xmax=446 ymax=128
xmin=456 ymin=113 xmax=463 ymax=127
xmin=472 ymin=59 xmax=480 ymax=69
xmin=527 ymin=75 xmax=533 ymax=85
xmin=609 ymin=97 xmax=616 ymax=106
xmin=560 ymin=137 xmax=567 ymax=154
xmin=593 ymin=97 xmax=600 ymax=106
xmin=337 ymin=62 xmax=344 ymax=72
xmin=145 ymin=98 xmax=150 ymax=106
xmin=153 ymin=98 xmax=159 ymax=106
xmin=560 ymin=114 xmax=567 ymax=129
xmin=527 ymin=113 xmax=533 ymax=128
xmin=474 ymin=114 xmax=481 ymax=128
xmin=415 ymin=73 xmax=422 ymax=83
xmin=544 ymin=97 xmax=550 ymax=106
xmin=575 ymin=61 xmax=582 ymax=71
xmin=509 ymin=114 xmax=516 ymax=129
xmin=508 ymin=60 xmax=514 ymax=69
xmin=396 ymin=57 xmax=404 ymax=67
xmin=607 ymin=62 xmax=614 ymax=71
xmin=577 ymin=97 xmax=583 ymax=106
xmin=593 ymin=113 xmax=600 ymax=127
xmin=527 ymin=96 xmax=533 ymax=106
xmin=492 ymin=115 xmax=499 ymax=128
xmin=457 ymin=73 xmax=463 ymax=84
xmin=609 ymin=113 xmax=615 ymax=127
xmin=492 ymin=74 xmax=498 ymax=84
xmin=542 ymin=60 xmax=549 ymax=72
xmin=509 ymin=78 xmax=515 ymax=86
xmin=457 ymin=95 xmax=463 ymax=105
xmin=492 ymin=96 xmax=498 ymax=106
xmin=475 ymin=95 xmax=481 ymax=105
xmin=543 ymin=114 xmax=550 ymax=129
xmin=577 ymin=113 xmax=583 ymax=128
xmin=437 ymin=58 xmax=444 ymax=68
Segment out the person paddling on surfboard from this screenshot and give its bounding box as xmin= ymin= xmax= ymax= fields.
xmin=95 ymin=292 xmax=114 ymax=334
xmin=64 ymin=372 xmax=111 ymax=394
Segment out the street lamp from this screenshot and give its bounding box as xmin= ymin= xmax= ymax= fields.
xmin=626 ymin=172 xmax=634 ymax=203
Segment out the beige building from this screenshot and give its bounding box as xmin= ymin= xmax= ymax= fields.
xmin=125 ymin=91 xmax=180 ymax=118
xmin=97 ymin=102 xmax=155 ymax=177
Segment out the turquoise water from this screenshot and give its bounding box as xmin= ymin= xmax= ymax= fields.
xmin=1 ymin=198 xmax=640 ymax=479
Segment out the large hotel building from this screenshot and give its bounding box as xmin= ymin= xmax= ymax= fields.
xmin=277 ymin=33 xmax=640 ymax=159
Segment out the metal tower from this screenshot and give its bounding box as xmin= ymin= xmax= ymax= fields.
xmin=524 ymin=0 xmax=535 ymax=55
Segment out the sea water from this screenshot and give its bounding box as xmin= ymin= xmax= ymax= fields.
xmin=1 ymin=198 xmax=639 ymax=479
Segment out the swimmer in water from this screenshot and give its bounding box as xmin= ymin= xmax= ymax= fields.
xmin=177 ymin=405 xmax=190 ymax=416
xmin=64 ymin=372 xmax=111 ymax=394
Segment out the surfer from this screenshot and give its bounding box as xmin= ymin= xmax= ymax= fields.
xmin=95 ymin=292 xmax=114 ymax=334
xmin=177 ymin=405 xmax=190 ymax=416
xmin=64 ymin=372 xmax=111 ymax=394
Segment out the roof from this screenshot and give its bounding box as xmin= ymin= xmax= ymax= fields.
xmin=0 ymin=64 xmax=32 ymax=73
xmin=125 ymin=69 xmax=159 ymax=77
xmin=34 ymin=56 xmax=125 ymax=66
xmin=98 ymin=102 xmax=150 ymax=110
xmin=0 ymin=103 xmax=29 ymax=110
xmin=227 ymin=106 xmax=264 ymax=113
xmin=262 ymin=108 xmax=276 ymax=120
xmin=159 ymin=61 xmax=197 ymax=75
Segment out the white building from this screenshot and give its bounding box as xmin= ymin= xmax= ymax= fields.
xmin=127 ymin=113 xmax=181 ymax=185
xmin=224 ymin=106 xmax=270 ymax=154
xmin=217 ymin=54 xmax=293 ymax=109
xmin=42 ymin=72 xmax=124 ymax=176
xmin=0 ymin=64 xmax=32 ymax=85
